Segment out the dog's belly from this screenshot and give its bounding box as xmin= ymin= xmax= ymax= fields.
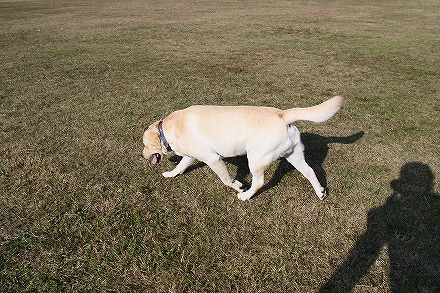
xmin=214 ymin=145 xmax=247 ymax=158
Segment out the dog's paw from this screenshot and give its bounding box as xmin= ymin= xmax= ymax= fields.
xmin=232 ymin=180 xmax=244 ymax=190
xmin=227 ymin=180 xmax=244 ymax=192
xmin=162 ymin=171 xmax=176 ymax=178
xmin=237 ymin=190 xmax=253 ymax=201
xmin=318 ymin=187 xmax=328 ymax=200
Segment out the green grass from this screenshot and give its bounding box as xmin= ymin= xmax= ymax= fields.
xmin=1 ymin=0 xmax=439 ymax=292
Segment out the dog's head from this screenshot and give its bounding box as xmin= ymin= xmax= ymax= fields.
xmin=142 ymin=121 xmax=163 ymax=164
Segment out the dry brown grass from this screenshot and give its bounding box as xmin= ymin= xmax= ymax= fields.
xmin=1 ymin=0 xmax=439 ymax=292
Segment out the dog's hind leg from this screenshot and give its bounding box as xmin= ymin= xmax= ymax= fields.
xmin=163 ymin=156 xmax=195 ymax=178
xmin=237 ymin=166 xmax=265 ymax=201
xmin=205 ymin=156 xmax=244 ymax=192
xmin=285 ymin=145 xmax=326 ymax=200
xmin=237 ymin=155 xmax=273 ymax=201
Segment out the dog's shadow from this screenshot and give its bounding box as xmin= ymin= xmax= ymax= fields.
xmin=170 ymin=131 xmax=364 ymax=196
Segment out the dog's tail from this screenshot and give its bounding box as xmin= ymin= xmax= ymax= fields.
xmin=280 ymin=96 xmax=343 ymax=125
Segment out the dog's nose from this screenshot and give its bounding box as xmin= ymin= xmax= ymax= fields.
xmin=141 ymin=150 xmax=148 ymax=160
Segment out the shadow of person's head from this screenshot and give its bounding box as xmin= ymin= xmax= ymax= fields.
xmin=320 ymin=162 xmax=438 ymax=293
xmin=391 ymin=162 xmax=434 ymax=197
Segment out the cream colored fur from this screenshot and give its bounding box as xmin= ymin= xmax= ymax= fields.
xmin=142 ymin=96 xmax=343 ymax=201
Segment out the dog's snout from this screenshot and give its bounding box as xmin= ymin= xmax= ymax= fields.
xmin=142 ymin=148 xmax=150 ymax=160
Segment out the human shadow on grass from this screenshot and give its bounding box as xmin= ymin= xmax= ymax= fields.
xmin=320 ymin=162 xmax=440 ymax=292
xmin=169 ymin=131 xmax=364 ymax=197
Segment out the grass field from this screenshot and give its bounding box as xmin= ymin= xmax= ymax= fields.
xmin=1 ymin=0 xmax=439 ymax=292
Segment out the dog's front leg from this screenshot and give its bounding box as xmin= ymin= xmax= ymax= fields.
xmin=205 ymin=156 xmax=244 ymax=192
xmin=162 ymin=156 xmax=195 ymax=178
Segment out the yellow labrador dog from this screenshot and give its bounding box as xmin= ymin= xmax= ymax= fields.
xmin=142 ymin=96 xmax=343 ymax=201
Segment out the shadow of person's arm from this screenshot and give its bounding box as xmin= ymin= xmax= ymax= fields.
xmin=320 ymin=215 xmax=384 ymax=292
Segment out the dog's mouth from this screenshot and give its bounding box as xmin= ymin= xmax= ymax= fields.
xmin=151 ymin=153 xmax=161 ymax=165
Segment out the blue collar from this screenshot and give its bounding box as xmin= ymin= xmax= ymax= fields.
xmin=158 ymin=121 xmax=172 ymax=152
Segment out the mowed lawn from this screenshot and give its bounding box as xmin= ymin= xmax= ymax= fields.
xmin=1 ymin=0 xmax=439 ymax=292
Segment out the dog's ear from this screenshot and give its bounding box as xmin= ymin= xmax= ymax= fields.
xmin=146 ymin=121 xmax=162 ymax=151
